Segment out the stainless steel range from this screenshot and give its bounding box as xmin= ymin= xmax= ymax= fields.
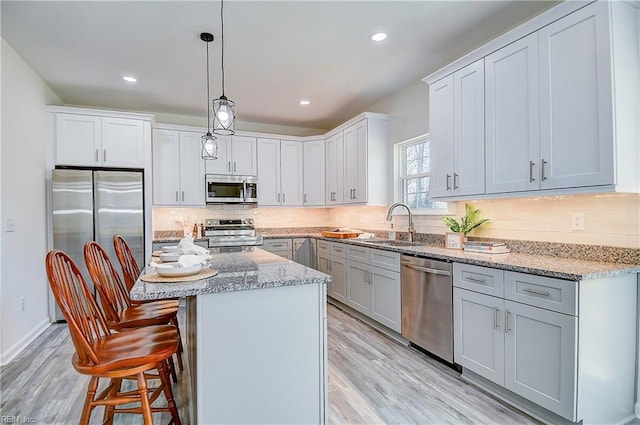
xmin=204 ymin=218 xmax=263 ymax=249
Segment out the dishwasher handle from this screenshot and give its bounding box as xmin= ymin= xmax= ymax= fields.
xmin=401 ymin=262 xmax=452 ymax=276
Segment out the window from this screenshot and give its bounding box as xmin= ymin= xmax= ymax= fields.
xmin=397 ymin=135 xmax=447 ymax=211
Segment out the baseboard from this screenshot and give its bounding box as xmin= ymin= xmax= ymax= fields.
xmin=0 ymin=319 xmax=51 ymax=366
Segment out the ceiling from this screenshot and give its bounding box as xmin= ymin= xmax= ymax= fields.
xmin=1 ymin=1 xmax=558 ymax=131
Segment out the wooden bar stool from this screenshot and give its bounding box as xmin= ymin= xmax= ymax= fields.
xmin=84 ymin=241 xmax=184 ymax=373
xmin=46 ymin=249 xmax=181 ymax=425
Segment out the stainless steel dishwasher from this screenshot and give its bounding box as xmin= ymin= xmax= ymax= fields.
xmin=401 ymin=255 xmax=453 ymax=363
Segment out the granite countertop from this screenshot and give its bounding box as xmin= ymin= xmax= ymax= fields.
xmin=130 ymin=248 xmax=332 ymax=301
xmin=152 ymin=233 xmax=640 ymax=281
xmin=260 ymin=233 xmax=640 ymax=281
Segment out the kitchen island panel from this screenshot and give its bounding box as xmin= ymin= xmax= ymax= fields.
xmin=196 ymin=282 xmax=327 ymax=424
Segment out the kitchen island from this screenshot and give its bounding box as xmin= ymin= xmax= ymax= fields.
xmin=130 ymin=248 xmax=332 ymax=425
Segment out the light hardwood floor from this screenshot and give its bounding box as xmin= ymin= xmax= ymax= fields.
xmin=0 ymin=303 xmax=632 ymax=424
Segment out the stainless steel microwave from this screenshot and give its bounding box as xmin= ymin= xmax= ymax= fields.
xmin=205 ymin=175 xmax=258 ymax=204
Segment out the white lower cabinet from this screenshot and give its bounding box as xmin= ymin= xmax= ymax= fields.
xmin=453 ymin=262 xmax=637 ymax=424
xmin=318 ymin=241 xmax=347 ymax=304
xmin=262 ymin=238 xmax=293 ymax=260
xmin=344 ymin=245 xmax=401 ymax=333
xmin=293 ymin=238 xmax=316 ymax=269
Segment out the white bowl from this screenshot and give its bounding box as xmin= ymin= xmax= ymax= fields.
xmin=159 ymin=252 xmax=181 ymax=262
xmin=162 ymin=245 xmax=180 ymax=253
xmin=155 ymin=264 xmax=202 ymax=277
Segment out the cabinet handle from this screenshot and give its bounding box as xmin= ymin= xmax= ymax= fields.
xmin=466 ymin=276 xmax=486 ymax=284
xmin=228 ymin=161 xmax=231 ymax=172
xmin=522 ymin=288 xmax=550 ymax=297
xmin=95 ymin=149 xmax=99 ymax=162
xmin=282 ymin=193 xmax=286 ymax=203
xmin=103 ymin=149 xmax=107 ymax=162
xmin=272 ymin=244 xmax=284 ymax=248
xmin=233 ymin=162 xmax=237 ymax=172
xmin=529 ymin=161 xmax=536 ymax=182
xmin=277 ymin=193 xmax=281 ymax=203
xmin=369 ymin=271 xmax=373 ymax=283
xmin=181 ymin=191 xmax=185 ymax=202
xmin=445 ymin=174 xmax=451 ymax=190
xmin=304 ymin=193 xmax=307 ymax=204
xmin=541 ymin=159 xmax=548 ymax=181
xmin=175 ymin=191 xmax=179 ymax=202
xmin=505 ymin=310 xmax=512 ymax=333
xmin=327 ymin=261 xmax=333 ymax=272
xmin=453 ymin=173 xmax=459 ymax=189
xmin=494 ymin=308 xmax=500 ymax=329
xmin=334 ymin=247 xmax=342 ymax=253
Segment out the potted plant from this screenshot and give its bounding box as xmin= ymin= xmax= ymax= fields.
xmin=442 ymin=203 xmax=489 ymax=249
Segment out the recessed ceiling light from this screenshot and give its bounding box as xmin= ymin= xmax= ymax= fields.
xmin=122 ymin=75 xmax=137 ymax=83
xmin=369 ymin=32 xmax=388 ymax=43
xmin=299 ymin=99 xmax=310 ymax=106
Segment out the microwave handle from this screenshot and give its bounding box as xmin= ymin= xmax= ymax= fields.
xmin=243 ymin=180 xmax=247 ymax=202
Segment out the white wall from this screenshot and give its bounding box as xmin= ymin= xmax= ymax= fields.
xmin=0 ymin=38 xmax=62 ymax=365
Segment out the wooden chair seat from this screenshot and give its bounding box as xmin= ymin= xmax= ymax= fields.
xmin=84 ymin=241 xmax=185 ymax=374
xmin=46 ymin=249 xmax=181 ymax=425
xmin=109 ymin=302 xmax=179 ymax=331
xmin=73 ymin=324 xmax=178 ymax=376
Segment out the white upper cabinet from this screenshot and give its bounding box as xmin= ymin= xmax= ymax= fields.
xmin=343 ymin=120 xmax=367 ymax=204
xmin=280 ymin=140 xmax=304 ymax=206
xmin=56 ymin=113 xmax=146 ymax=168
xmin=303 ymin=140 xmax=325 ymax=206
xmin=257 ymin=138 xmax=303 ymax=206
xmin=426 ymin=0 xmax=639 ymax=199
xmin=538 ymin=2 xmax=613 ymax=189
xmin=325 ymin=132 xmax=344 ymax=205
xmin=430 ymin=60 xmax=485 ymax=198
xmin=325 ymin=115 xmax=389 ymax=206
xmin=205 ymin=135 xmax=257 ymax=176
xmin=485 ymin=33 xmax=540 ymax=194
xmin=152 ymin=128 xmax=205 ymax=206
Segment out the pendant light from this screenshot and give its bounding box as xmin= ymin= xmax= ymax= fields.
xmin=213 ymin=0 xmax=236 ymax=135
xmin=201 ymin=32 xmax=218 ymax=160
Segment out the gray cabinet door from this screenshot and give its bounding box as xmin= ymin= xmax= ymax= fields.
xmin=504 ymin=300 xmax=577 ymax=421
xmin=330 ymin=256 xmax=347 ymax=304
xmin=453 ymin=288 xmax=504 ymax=385
xmin=538 ymin=2 xmax=613 ymax=190
xmin=485 ymin=33 xmax=540 ymax=194
xmin=370 ymin=266 xmax=401 ymax=333
xmin=428 ymin=75 xmax=455 ymax=198
xmin=453 ymin=59 xmax=485 ymax=196
xmin=346 ymin=260 xmax=371 ymax=315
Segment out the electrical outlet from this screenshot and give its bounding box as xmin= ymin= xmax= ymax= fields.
xmin=572 ymin=213 xmax=585 ymax=231
xmin=20 ymin=297 xmax=25 ymax=312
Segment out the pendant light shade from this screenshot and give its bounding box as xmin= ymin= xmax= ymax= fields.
xmin=200 ymin=32 xmax=218 ymax=160
xmin=213 ymin=0 xmax=236 ymax=135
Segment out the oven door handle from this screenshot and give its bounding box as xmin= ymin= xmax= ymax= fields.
xmin=401 ymin=262 xmax=451 ymax=276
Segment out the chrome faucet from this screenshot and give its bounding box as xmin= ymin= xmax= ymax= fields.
xmin=386 ymin=202 xmax=416 ymax=243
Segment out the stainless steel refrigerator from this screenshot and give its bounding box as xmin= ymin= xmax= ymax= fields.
xmin=51 ymin=168 xmax=145 ymax=321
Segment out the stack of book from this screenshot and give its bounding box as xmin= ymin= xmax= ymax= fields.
xmin=463 ymin=241 xmax=510 ymax=254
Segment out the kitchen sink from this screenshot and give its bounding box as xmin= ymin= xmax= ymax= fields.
xmin=363 ymin=239 xmax=419 ymax=247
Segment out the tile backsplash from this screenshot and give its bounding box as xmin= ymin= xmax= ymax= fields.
xmin=153 ymin=192 xmax=640 ymax=249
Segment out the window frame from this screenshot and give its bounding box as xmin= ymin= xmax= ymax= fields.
xmin=393 ymin=134 xmax=450 ymax=215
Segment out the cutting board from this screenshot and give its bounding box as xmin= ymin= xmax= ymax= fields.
xmin=321 ymin=231 xmax=361 ymax=239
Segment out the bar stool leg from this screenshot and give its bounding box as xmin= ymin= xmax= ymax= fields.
xmin=158 ymin=360 xmax=182 ymax=425
xmin=80 ymin=376 xmax=99 ymax=425
xmin=137 ymin=372 xmax=154 ymax=425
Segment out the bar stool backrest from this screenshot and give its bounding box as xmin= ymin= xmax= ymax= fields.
xmin=113 ymin=235 xmax=141 ymax=292
xmin=45 ymin=249 xmax=110 ymax=366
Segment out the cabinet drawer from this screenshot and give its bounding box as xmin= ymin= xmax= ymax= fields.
xmin=263 ymin=238 xmax=292 ymax=251
xmin=330 ymin=243 xmax=347 ymax=258
xmin=347 ymin=245 xmax=370 ymax=263
xmin=453 ymin=263 xmax=504 ymax=297
xmin=505 ymin=272 xmax=577 ymax=316
xmin=317 ymin=240 xmax=331 ymax=256
xmin=370 ymin=249 xmax=400 ymax=272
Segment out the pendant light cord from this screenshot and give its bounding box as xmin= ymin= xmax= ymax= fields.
xmin=220 ymin=0 xmax=225 ymax=97
xmin=206 ymin=40 xmax=211 ymax=133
